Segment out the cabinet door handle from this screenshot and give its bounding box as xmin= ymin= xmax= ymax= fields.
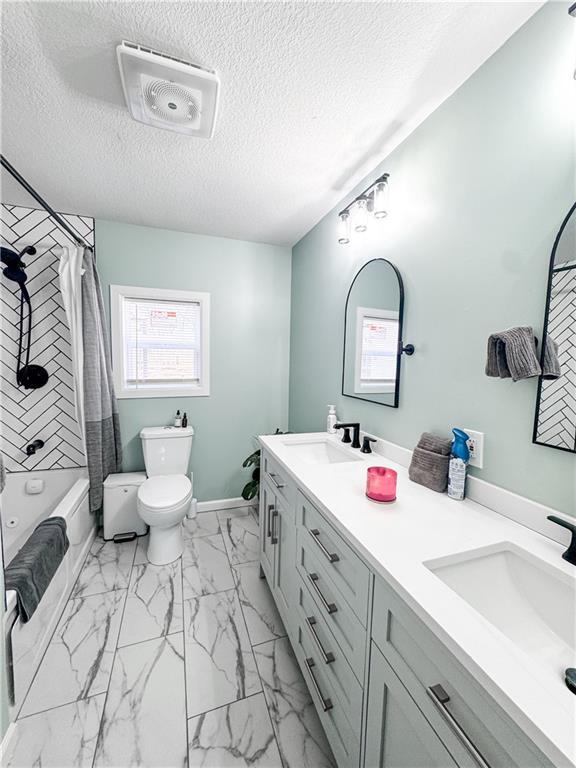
xmin=309 ymin=528 xmax=339 ymax=564
xmin=308 ymin=572 xmax=337 ymax=614
xmin=266 ymin=504 xmax=274 ymax=538
xmin=305 ymin=616 xmax=335 ymax=664
xmin=427 ymin=685 xmax=491 ymax=768
xmin=305 ymin=657 xmax=333 ymax=711
xmin=271 ymin=509 xmax=279 ymax=545
xmin=268 ymin=472 xmax=285 ymax=489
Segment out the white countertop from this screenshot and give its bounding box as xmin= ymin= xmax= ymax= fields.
xmin=259 ymin=432 xmax=576 ymax=768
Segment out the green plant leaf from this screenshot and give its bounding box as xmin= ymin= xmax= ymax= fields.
xmin=241 ymin=480 xmax=259 ymax=501
xmin=242 ymin=449 xmax=261 ymax=468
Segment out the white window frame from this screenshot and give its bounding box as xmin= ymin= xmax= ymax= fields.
xmin=110 ymin=284 xmax=210 ymax=399
xmin=354 ymin=306 xmax=399 ymax=395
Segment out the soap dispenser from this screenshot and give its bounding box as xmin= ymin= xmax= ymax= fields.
xmin=327 ymin=405 xmax=337 ymax=434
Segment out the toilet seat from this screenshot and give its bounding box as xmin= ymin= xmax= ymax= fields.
xmin=138 ymin=475 xmax=192 ymax=514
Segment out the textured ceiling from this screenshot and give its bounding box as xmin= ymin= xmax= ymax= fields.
xmin=1 ymin=1 xmax=542 ymax=246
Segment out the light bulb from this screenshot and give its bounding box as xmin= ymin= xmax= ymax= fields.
xmin=338 ymin=211 xmax=351 ymax=244
xmin=353 ymin=197 xmax=368 ymax=232
xmin=373 ymin=179 xmax=388 ymax=219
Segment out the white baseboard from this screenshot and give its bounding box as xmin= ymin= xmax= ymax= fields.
xmin=364 ymin=430 xmax=570 ymax=546
xmin=197 ymin=497 xmax=253 ymax=513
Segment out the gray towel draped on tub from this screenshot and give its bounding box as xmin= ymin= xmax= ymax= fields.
xmin=5 ymin=517 xmax=69 ymax=622
xmin=82 ymin=248 xmax=122 ymax=517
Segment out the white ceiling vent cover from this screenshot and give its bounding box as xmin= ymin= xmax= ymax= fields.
xmin=117 ymin=41 xmax=219 ymax=138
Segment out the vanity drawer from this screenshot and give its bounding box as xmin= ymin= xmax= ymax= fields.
xmin=293 ymin=614 xmax=361 ymax=768
xmin=297 ymin=491 xmax=370 ymax=625
xmin=372 ymin=576 xmax=554 ymax=768
xmin=262 ymin=451 xmax=295 ymax=510
xmin=296 ymin=529 xmax=368 ymax=681
xmin=295 ymin=578 xmax=364 ymax=729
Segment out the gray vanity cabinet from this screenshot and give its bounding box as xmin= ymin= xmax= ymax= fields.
xmin=258 ymin=447 xmax=556 ymax=768
xmin=365 ymin=642 xmax=459 ymax=768
xmin=259 ymin=480 xmax=275 ymax=583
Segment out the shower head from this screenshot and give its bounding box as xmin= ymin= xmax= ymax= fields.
xmin=1 ymin=245 xmax=35 ymax=284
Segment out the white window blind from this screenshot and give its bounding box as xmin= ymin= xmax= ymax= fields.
xmin=359 ymin=314 xmax=398 ymax=384
xmin=123 ymin=297 xmax=202 ymax=389
xmin=111 ymin=285 xmax=210 ymax=398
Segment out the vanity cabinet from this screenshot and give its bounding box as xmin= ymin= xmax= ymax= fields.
xmin=258 ymin=447 xmax=557 ymax=768
xmin=365 ymin=642 xmax=459 ymax=768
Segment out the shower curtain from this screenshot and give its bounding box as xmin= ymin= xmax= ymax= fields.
xmin=58 ymin=246 xmax=86 ymax=452
xmin=60 ymin=246 xmax=122 ymax=516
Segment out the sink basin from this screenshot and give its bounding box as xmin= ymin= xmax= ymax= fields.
xmin=281 ymin=438 xmax=363 ymax=465
xmin=425 ymin=543 xmax=575 ymax=678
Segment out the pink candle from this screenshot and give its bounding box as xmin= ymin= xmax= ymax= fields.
xmin=366 ymin=466 xmax=397 ymax=503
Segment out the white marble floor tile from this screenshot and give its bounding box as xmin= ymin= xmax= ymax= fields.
xmin=94 ymin=634 xmax=187 ymax=768
xmin=233 ymin=562 xmax=286 ymax=645
xmin=134 ymin=534 xmax=149 ymax=565
xmin=72 ymin=537 xmax=136 ymax=598
xmin=118 ymin=560 xmax=183 ymax=647
xmin=220 ymin=510 xmax=260 ymax=565
xmin=184 ymin=589 xmax=261 ymax=718
xmin=182 ymin=533 xmax=235 ymax=598
xmin=188 ymin=693 xmax=282 ymax=768
xmin=6 ymin=695 xmax=105 ymax=768
xmin=21 ymin=590 xmax=125 ymax=717
xmin=254 ymin=637 xmax=336 ymax=768
xmin=183 ymin=510 xmax=221 ymax=539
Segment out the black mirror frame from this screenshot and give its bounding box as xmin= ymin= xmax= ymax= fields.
xmin=532 ymin=200 xmax=576 ymax=453
xmin=342 ymin=257 xmax=413 ymax=409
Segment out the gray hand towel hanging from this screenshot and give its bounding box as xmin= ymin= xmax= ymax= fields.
xmin=485 ymin=327 xmax=541 ymax=381
xmin=542 ymin=335 xmax=562 ymax=379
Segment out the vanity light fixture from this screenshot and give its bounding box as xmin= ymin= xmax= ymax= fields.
xmin=337 ymin=173 xmax=390 ymax=244
xmin=353 ymin=197 xmax=369 ymax=232
xmin=338 ymin=210 xmax=351 ymax=244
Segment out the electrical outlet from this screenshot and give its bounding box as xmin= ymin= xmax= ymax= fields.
xmin=465 ymin=429 xmax=484 ymax=469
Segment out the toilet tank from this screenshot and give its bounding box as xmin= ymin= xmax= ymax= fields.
xmin=140 ymin=426 xmax=194 ymax=476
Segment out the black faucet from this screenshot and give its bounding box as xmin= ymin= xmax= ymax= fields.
xmin=547 ymin=516 xmax=576 ymax=566
xmin=335 ymin=423 xmax=361 ymax=449
xmin=360 ymin=436 xmax=377 ymax=454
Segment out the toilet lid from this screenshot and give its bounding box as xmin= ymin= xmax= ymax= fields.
xmin=138 ymin=475 xmax=192 ymax=511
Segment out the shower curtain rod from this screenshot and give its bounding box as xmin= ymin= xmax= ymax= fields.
xmin=1 ymin=154 xmax=92 ymax=250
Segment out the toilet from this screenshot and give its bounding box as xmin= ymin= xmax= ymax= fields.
xmin=137 ymin=426 xmax=195 ymax=565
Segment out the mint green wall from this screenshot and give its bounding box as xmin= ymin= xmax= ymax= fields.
xmin=289 ymin=2 xmax=576 ymax=516
xmin=95 ymin=220 xmax=291 ymax=501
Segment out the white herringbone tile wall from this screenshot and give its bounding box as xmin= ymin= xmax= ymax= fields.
xmin=1 ymin=203 xmax=93 ymax=471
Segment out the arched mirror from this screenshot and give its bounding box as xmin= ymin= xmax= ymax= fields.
xmin=533 ymin=202 xmax=576 ymax=452
xmin=342 ymin=258 xmax=412 ymax=408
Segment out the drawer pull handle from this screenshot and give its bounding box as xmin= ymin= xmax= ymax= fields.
xmin=266 ymin=504 xmax=274 ymax=539
xmin=271 ymin=509 xmax=279 ymax=545
xmin=427 ymin=685 xmax=491 ymax=768
xmin=308 ymin=572 xmax=337 ymax=614
xmin=305 ymin=616 xmax=335 ymax=664
xmin=268 ymin=472 xmax=285 ymax=489
xmin=309 ymin=528 xmax=339 ymax=564
xmin=305 ymin=657 xmax=333 ymax=712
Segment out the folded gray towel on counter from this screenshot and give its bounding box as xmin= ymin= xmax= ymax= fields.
xmin=485 ymin=327 xmax=541 ymax=381
xmin=409 ymin=447 xmax=450 ymax=493
xmin=542 ymin=335 xmax=561 ymax=379
xmin=417 ymin=432 xmax=452 ymax=456
xmin=5 ymin=517 xmax=69 ymax=622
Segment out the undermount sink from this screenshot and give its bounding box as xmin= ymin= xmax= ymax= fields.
xmin=281 ymin=438 xmax=363 ymax=465
xmin=425 ymin=543 xmax=575 ymax=679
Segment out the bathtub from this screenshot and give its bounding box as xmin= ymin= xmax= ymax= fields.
xmin=2 ymin=468 xmax=94 ymax=720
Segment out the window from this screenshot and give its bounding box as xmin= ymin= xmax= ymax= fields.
xmin=354 ymin=306 xmax=399 ymax=394
xmin=110 ymin=285 xmax=210 ymax=398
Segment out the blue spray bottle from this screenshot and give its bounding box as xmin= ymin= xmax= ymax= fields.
xmin=447 ymin=428 xmax=470 ymax=500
